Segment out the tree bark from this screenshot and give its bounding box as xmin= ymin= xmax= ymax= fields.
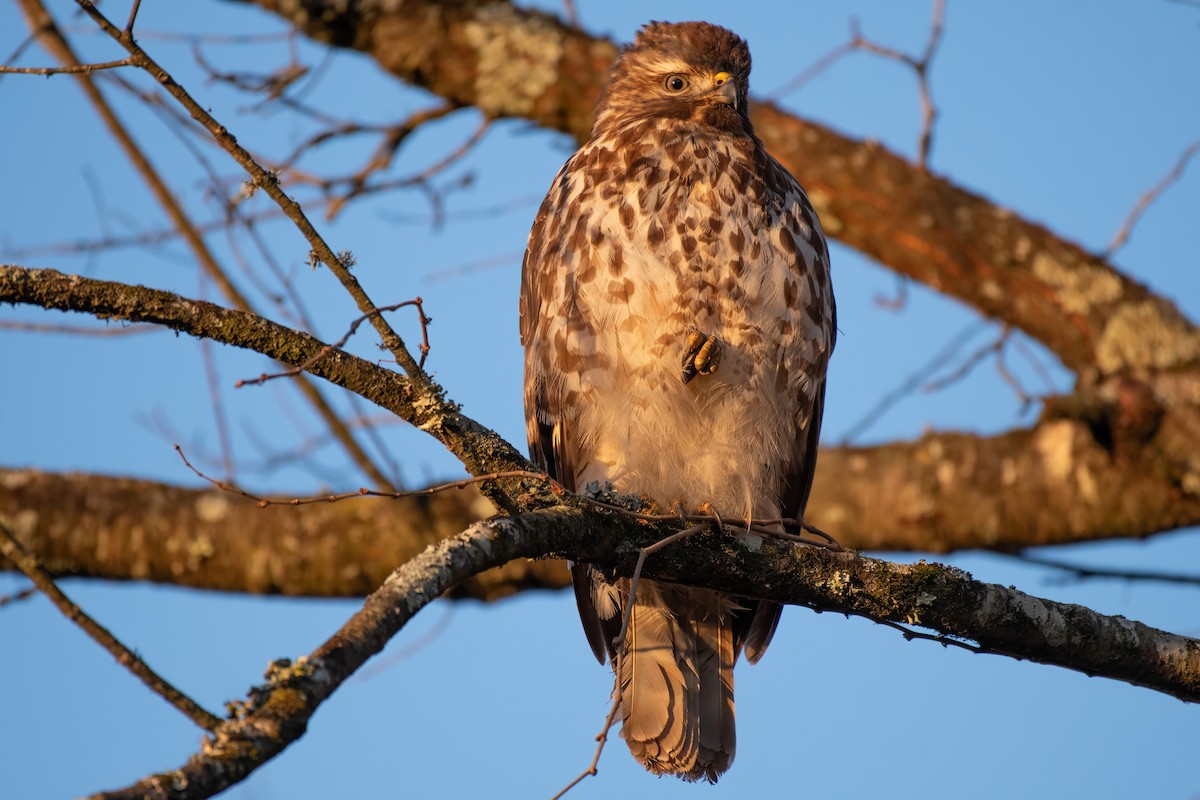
xmin=89 ymin=505 xmax=1200 ymax=800
xmin=0 ymin=466 xmax=562 ymax=600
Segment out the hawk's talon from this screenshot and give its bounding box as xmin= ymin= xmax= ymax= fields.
xmin=681 ymin=331 xmax=722 ymax=383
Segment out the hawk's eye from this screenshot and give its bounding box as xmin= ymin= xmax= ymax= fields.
xmin=663 ymin=74 xmax=689 ymax=93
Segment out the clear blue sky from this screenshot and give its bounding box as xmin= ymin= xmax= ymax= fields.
xmin=2 ymin=1 xmax=1199 ymax=798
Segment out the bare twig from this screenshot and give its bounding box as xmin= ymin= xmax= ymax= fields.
xmin=0 ymin=56 xmax=133 ymax=75
xmin=0 ymin=29 xmax=38 ymax=72
xmin=174 ymin=439 xmax=841 ymax=554
xmin=874 ymin=275 xmax=910 ymax=311
xmin=1012 ymin=337 xmax=1062 ymax=395
xmin=18 ymin=0 xmax=399 ymax=492
xmin=993 ymin=340 xmax=1037 ymax=415
xmin=1105 ymin=139 xmax=1200 ymax=256
xmin=316 ymin=115 xmax=490 ymax=221
xmin=235 ymin=297 xmax=433 ymax=388
xmin=766 ymin=39 xmax=857 ymax=99
xmin=874 ymin=618 xmax=985 ymax=654
xmin=0 ymin=319 xmax=158 ymax=336
xmin=561 ymin=0 xmax=580 ymax=27
xmin=1013 ymin=552 xmax=1200 ymax=588
xmin=922 ymin=328 xmax=1008 ymax=392
xmin=199 ymin=337 xmax=236 ymax=482
xmin=549 ymin=672 xmax=623 ymax=800
xmin=425 ymin=251 xmax=522 ymax=285
xmin=354 ymin=603 xmax=457 ymax=682
xmin=921 ymin=326 xmax=1038 ymax=413
xmin=73 ymin=1 xmax=426 ymax=381
xmin=0 ymin=585 xmax=38 ymax=607
xmin=551 ymin=522 xmax=710 ymax=800
xmin=0 ymin=521 xmax=222 ymax=731
xmin=770 ymin=1 xmax=946 ymax=168
xmin=175 ymin=444 xmax=556 ymax=507
xmin=191 ymin=42 xmax=308 ymax=100
xmin=839 ymin=320 xmax=989 ymax=444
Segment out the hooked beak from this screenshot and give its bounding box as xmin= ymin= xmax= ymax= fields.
xmin=711 ymin=71 xmax=738 ymax=109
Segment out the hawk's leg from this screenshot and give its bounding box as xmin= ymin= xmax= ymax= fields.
xmin=681 ymin=330 xmax=722 ymax=384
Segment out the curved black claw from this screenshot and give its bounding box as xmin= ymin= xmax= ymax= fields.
xmin=681 ymin=330 xmax=722 ymax=384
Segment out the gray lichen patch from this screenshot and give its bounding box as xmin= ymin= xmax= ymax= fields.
xmin=1096 ymin=300 xmax=1200 ymax=374
xmin=463 ymin=4 xmax=564 ymax=117
xmin=1031 ymin=252 xmax=1123 ymax=315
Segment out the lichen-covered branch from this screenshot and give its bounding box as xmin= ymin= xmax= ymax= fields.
xmin=0 ymin=467 xmax=562 ymax=600
xmin=8 ymin=407 xmax=1200 ymax=600
xmin=90 ymin=506 xmax=1200 ymax=800
xmin=229 ymin=0 xmax=1200 ymax=376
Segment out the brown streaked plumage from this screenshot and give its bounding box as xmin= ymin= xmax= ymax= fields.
xmin=520 ymin=20 xmax=835 ymax=782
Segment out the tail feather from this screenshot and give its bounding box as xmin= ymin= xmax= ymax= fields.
xmin=620 ymin=582 xmax=700 ymax=773
xmin=689 ymin=598 xmax=735 ymax=781
xmin=615 ymin=580 xmax=736 ymax=782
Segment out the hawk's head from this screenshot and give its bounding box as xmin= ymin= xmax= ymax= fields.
xmin=593 ymin=21 xmax=753 ymax=137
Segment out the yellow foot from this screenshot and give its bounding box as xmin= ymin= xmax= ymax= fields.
xmin=681 ymin=331 xmax=722 ymax=384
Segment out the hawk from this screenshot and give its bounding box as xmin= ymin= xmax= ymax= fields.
xmin=520 ymin=21 xmax=835 ymax=782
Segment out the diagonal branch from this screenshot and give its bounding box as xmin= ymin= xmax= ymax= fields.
xmin=88 ymin=507 xmax=1200 ymax=799
xmin=74 ymin=0 xmax=425 ymax=381
xmin=0 ymin=521 xmax=222 ymax=731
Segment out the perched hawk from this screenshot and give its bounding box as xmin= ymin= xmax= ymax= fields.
xmin=520 ymin=21 xmax=835 ymax=781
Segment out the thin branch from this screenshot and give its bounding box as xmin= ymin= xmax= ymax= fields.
xmin=921 ymin=328 xmax=1008 ymax=392
xmin=0 ymin=56 xmax=133 ymax=75
xmin=73 ymin=0 xmax=426 ymax=381
xmin=550 ymin=522 xmax=708 ymax=800
xmin=549 ymin=522 xmax=705 ymax=800
xmin=1013 ymin=552 xmax=1200 ymax=588
xmin=0 ymin=585 xmax=38 ymax=607
xmin=1105 ymin=139 xmax=1200 ymax=257
xmin=767 ymin=40 xmax=857 ymax=99
xmin=198 ymin=337 xmax=236 ymax=482
xmin=17 ymin=0 xmax=399 ymax=493
xmin=0 ymin=521 xmax=221 ymax=731
xmin=839 ymin=319 xmax=989 ymax=444
xmin=549 ymin=673 xmax=623 ymax=800
xmin=0 ymin=265 xmax=533 ymax=516
xmin=768 ymin=0 xmax=945 ymax=168
xmin=0 ymin=319 xmax=159 ymax=336
xmin=561 ymin=0 xmax=579 ymax=27
xmin=123 ymin=0 xmax=143 ymax=34
xmin=873 ymin=618 xmax=984 ymax=654
xmin=235 ymin=298 xmax=433 ymax=388
xmin=175 ymin=444 xmax=551 ymax=508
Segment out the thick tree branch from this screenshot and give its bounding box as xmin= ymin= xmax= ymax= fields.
xmin=8 ymin=406 xmax=1200 ymax=599
xmin=90 ymin=507 xmax=1200 ymax=799
xmin=230 ymin=0 xmax=1200 ymax=377
xmin=0 ymin=467 xmax=562 ymax=600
